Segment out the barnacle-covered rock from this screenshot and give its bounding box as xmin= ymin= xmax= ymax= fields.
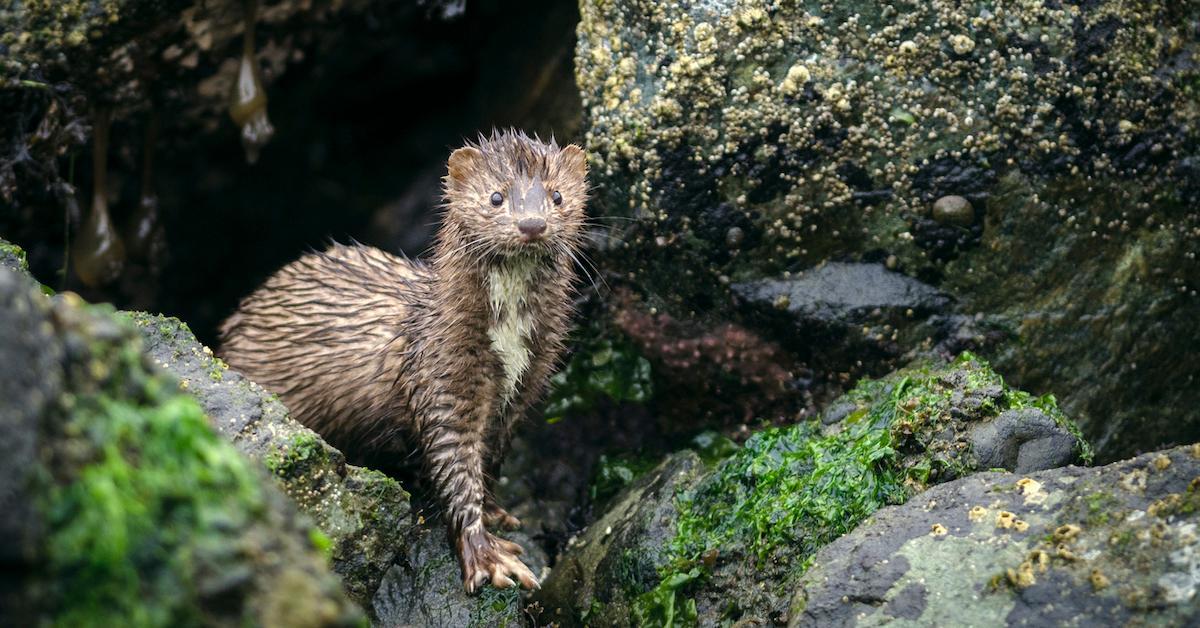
xmin=578 ymin=0 xmax=1200 ymax=461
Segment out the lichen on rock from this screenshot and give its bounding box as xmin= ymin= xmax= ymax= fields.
xmin=792 ymin=443 xmax=1200 ymax=626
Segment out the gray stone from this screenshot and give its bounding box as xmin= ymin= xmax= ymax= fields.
xmin=969 ymin=408 xmax=1081 ymax=473
xmin=931 ymin=195 xmax=974 ymax=227
xmin=732 ymin=263 xmax=951 ymax=327
xmin=0 ymin=270 xmax=53 ymax=564
xmin=791 ymin=444 xmax=1200 ymax=627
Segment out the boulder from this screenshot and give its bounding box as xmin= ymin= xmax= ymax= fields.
xmin=534 ymin=353 xmax=1090 ymax=625
xmin=577 ymin=0 xmax=1200 ymax=461
xmin=793 ymin=443 xmax=1200 ymax=626
xmin=0 ymin=266 xmax=362 ymax=625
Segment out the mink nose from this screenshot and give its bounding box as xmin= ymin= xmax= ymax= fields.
xmin=517 ymin=217 xmax=547 ymax=238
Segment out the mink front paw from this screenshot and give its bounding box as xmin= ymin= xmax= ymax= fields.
xmin=482 ymin=500 xmax=522 ymax=530
xmin=458 ymin=525 xmax=539 ymax=594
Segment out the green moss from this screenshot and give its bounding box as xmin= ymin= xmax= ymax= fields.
xmin=48 ymin=396 xmax=263 ymax=625
xmin=635 ymin=352 xmax=1090 ymax=624
xmin=265 ymin=432 xmax=329 ymax=478
xmin=33 ymin=295 xmax=361 ymax=626
xmin=671 ymin=408 xmax=904 ymax=570
xmin=544 ymin=336 xmax=653 ymax=423
xmin=0 ymin=239 xmax=29 ymax=273
xmin=309 ymin=528 xmax=334 ymax=558
xmin=42 ymin=318 xmax=271 ymax=626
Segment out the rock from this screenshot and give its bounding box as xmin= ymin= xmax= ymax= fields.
xmin=0 ymin=238 xmax=28 ymax=276
xmin=931 ymin=195 xmax=974 ymax=227
xmin=534 ymin=353 xmax=1090 ymax=625
xmin=968 ymin=408 xmax=1082 ymax=474
xmin=371 ymin=526 xmax=525 ymax=627
xmin=0 ymin=267 xmax=362 ymax=625
xmin=533 ymin=452 xmax=706 ymax=625
xmin=791 ymin=443 xmax=1200 ymax=627
xmin=732 ymin=262 xmax=951 ymax=328
xmin=127 ymin=312 xmax=523 ymax=624
xmin=579 ymin=0 xmax=1200 ymax=461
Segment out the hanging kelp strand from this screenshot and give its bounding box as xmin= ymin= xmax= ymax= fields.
xmin=228 ymin=0 xmax=274 ymax=164
xmin=71 ymin=108 xmax=126 ymax=288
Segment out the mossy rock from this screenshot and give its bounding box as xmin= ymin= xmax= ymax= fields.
xmin=0 ymin=237 xmax=29 ymax=276
xmin=0 ymin=267 xmax=362 ymax=625
xmin=534 ymin=353 xmax=1090 ymax=626
xmin=578 ymin=0 xmax=1200 ymax=462
xmin=793 ymin=443 xmax=1200 ymax=626
xmin=127 ymin=311 xmax=522 ymax=626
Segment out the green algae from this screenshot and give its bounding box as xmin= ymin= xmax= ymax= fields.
xmin=0 ymin=238 xmax=29 ymax=273
xmin=544 ymin=336 xmax=653 ymax=423
xmin=631 ymin=568 xmax=700 ymax=627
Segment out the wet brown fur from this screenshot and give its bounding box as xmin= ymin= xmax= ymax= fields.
xmin=218 ymin=130 xmax=588 ymax=592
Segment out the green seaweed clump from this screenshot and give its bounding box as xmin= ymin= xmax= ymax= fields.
xmin=544 ymin=336 xmax=653 ymax=423
xmin=632 ymin=569 xmax=700 ymax=627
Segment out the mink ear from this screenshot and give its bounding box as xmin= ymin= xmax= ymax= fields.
xmin=447 ymin=146 xmax=483 ymax=184
xmin=560 ymin=144 xmax=587 ymax=179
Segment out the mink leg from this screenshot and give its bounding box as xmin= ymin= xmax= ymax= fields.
xmin=426 ymin=423 xmax=537 ymax=593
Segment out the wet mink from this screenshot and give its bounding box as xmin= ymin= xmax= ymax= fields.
xmin=219 ymin=129 xmax=588 ymax=592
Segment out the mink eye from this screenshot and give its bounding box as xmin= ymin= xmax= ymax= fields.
xmin=490 ymin=192 xmax=504 ymax=207
xmin=552 ymin=190 xmax=563 ymax=206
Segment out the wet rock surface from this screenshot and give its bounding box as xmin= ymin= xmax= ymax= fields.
xmin=534 ymin=354 xmax=1090 ymax=626
xmin=128 ymin=311 xmax=524 ymax=624
xmin=532 ymin=452 xmax=705 ymax=626
xmin=732 ymin=262 xmax=951 ymax=328
xmin=0 ymin=265 xmax=361 ymax=625
xmin=578 ymin=0 xmax=1200 ymax=461
xmin=793 ymin=443 xmax=1200 ymax=627
xmin=371 ymin=526 xmax=530 ymax=628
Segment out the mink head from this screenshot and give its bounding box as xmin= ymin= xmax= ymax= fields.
xmin=441 ymin=129 xmax=588 ymax=261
